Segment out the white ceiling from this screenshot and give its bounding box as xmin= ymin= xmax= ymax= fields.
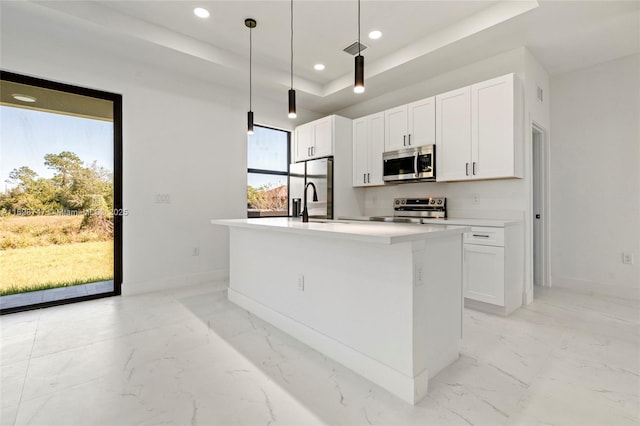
xmin=7 ymin=1 xmax=640 ymax=114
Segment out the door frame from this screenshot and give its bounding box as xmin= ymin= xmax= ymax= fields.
xmin=531 ymin=122 xmax=551 ymax=289
xmin=0 ymin=70 xmax=122 ymax=314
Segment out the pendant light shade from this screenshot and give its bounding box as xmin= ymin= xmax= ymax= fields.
xmin=288 ymin=0 xmax=297 ymax=118
xmin=354 ymin=0 xmax=365 ymax=93
xmin=354 ymin=55 xmax=365 ymax=93
xmin=247 ymin=111 xmax=254 ymax=135
xmin=288 ymin=89 xmax=296 ymax=119
xmin=246 ymin=18 xmax=257 ymax=135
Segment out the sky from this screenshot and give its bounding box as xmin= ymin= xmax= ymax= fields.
xmin=247 ymin=125 xmax=289 ymax=189
xmin=0 ymin=106 xmax=113 ymax=191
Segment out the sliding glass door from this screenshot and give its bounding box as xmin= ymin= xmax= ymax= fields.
xmin=0 ymin=71 xmax=122 ymax=314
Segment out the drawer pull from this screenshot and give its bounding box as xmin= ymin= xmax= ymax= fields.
xmin=472 ymin=234 xmax=490 ymax=238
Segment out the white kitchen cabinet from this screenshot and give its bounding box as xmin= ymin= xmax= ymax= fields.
xmin=462 ymin=224 xmax=524 ymax=316
xmin=384 ymin=97 xmax=435 ymax=152
xmin=353 ymin=112 xmax=384 ymax=187
xmin=293 ymin=115 xmax=334 ymax=162
xmin=436 ymin=73 xmax=523 ymax=182
xmin=464 ymin=244 xmax=505 ymax=306
xmin=434 ymin=87 xmax=471 ymax=181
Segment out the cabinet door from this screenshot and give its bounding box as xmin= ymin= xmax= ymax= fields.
xmin=435 ymin=86 xmax=472 ymax=181
xmin=352 ymin=118 xmax=369 ymax=186
xmin=312 ymin=116 xmax=333 ymax=158
xmin=463 ymin=244 xmax=505 ymax=306
xmin=384 ymin=105 xmax=408 ymax=151
xmin=407 ymin=97 xmax=435 ymax=148
xmin=294 ymin=124 xmax=313 ymax=162
xmin=471 ymin=74 xmax=515 ymax=179
xmin=367 ymin=112 xmax=385 ymax=186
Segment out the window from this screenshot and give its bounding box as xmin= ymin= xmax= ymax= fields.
xmin=247 ymin=125 xmax=290 ymax=217
xmin=0 ymin=71 xmax=122 ymax=314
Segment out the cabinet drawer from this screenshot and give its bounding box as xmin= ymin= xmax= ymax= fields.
xmin=464 ymin=227 xmax=504 ymax=246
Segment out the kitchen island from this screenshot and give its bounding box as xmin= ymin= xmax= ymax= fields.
xmin=211 ymin=218 xmax=469 ymax=404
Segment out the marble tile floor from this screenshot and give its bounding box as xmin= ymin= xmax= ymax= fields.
xmin=1 ymin=282 xmax=638 ymax=426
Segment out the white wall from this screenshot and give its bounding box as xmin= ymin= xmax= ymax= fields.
xmin=0 ymin=2 xmax=320 ymax=295
xmin=550 ymin=54 xmax=640 ymax=298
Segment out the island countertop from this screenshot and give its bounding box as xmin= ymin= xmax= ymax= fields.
xmin=211 ymin=217 xmax=469 ymax=245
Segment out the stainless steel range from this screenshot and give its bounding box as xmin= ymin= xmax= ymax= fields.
xmin=370 ymin=197 xmax=446 ymax=223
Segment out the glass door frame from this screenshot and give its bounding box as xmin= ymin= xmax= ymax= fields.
xmin=0 ymin=70 xmax=123 ymax=314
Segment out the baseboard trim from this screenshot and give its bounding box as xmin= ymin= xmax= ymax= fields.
xmin=122 ymin=269 xmax=229 ymax=296
xmin=551 ymin=277 xmax=640 ymax=301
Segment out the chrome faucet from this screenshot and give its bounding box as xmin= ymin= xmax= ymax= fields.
xmin=302 ymin=182 xmax=318 ymax=223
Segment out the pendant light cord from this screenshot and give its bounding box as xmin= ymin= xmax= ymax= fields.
xmin=357 ymin=0 xmax=361 ymax=56
xmin=250 ymin=26 xmax=253 ymax=111
xmin=290 ymin=0 xmax=294 ymax=89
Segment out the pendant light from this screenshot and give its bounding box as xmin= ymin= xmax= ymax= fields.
xmin=246 ymin=18 xmax=257 ymax=135
xmin=354 ymin=0 xmax=365 ymax=93
xmin=288 ymin=0 xmax=297 ymax=119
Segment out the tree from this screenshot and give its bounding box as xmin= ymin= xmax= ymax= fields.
xmin=7 ymin=166 xmax=38 ymax=189
xmin=44 ymin=151 xmax=82 ymax=189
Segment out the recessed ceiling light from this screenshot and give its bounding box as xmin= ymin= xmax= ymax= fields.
xmin=193 ymin=7 xmax=210 ymax=18
xmin=12 ymin=94 xmax=37 ymax=103
xmin=368 ymin=30 xmax=382 ymax=40
xmin=314 ymin=64 xmax=325 ymax=71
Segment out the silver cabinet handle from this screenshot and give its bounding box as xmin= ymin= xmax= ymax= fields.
xmin=408 ymin=134 xmax=411 ymax=145
xmin=367 ymin=173 xmax=370 ymax=183
xmin=472 ymin=162 xmax=477 ymax=175
xmin=308 ymin=147 xmax=311 ymax=156
xmin=465 ymin=163 xmax=470 ymax=176
xmin=363 ymin=173 xmax=366 ymax=184
xmin=312 ymin=146 xmax=315 ymax=156
xmin=403 ymin=135 xmax=406 ymax=146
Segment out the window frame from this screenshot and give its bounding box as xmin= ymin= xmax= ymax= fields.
xmin=0 ymin=70 xmax=123 ymax=314
xmin=247 ymin=124 xmax=291 ymax=218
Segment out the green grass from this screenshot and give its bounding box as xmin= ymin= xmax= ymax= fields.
xmin=0 ymin=241 xmax=114 ymax=296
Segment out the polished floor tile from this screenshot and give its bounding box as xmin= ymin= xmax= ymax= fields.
xmin=1 ymin=283 xmax=638 ymax=425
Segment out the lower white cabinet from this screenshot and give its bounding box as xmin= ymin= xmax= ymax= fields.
xmin=463 ymin=224 xmax=523 ymax=316
xmin=464 ymin=244 xmax=505 ymax=306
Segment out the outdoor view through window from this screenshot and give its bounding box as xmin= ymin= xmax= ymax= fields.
xmin=0 ymin=77 xmax=117 ymax=311
xmin=247 ymin=126 xmax=289 ymax=217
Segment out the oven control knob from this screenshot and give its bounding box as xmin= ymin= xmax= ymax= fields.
xmin=402 ymin=199 xmax=406 ymax=205
xmin=395 ymin=199 xmax=400 ymax=205
xmin=430 ymin=199 xmax=435 ymax=205
xmin=437 ymin=200 xmax=443 ymax=205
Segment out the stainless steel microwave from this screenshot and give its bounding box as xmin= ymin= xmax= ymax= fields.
xmin=383 ymin=145 xmax=435 ymax=182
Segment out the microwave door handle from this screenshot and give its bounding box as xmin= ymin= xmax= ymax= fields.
xmin=414 ymin=154 xmax=419 ymax=178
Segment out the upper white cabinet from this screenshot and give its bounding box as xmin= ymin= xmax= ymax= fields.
xmin=294 ymin=116 xmax=334 ymax=162
xmin=353 ymin=112 xmax=384 ymax=187
xmin=436 ymin=73 xmax=523 ymax=182
xmin=384 ymin=97 xmax=435 ymax=151
xmin=434 ymin=87 xmax=472 ymax=181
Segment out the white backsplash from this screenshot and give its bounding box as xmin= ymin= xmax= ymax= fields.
xmin=364 ymin=179 xmax=526 ymax=221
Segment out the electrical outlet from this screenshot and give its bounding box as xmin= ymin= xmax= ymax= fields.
xmin=192 ymin=247 xmax=200 ymax=256
xmin=623 ymin=252 xmax=634 ymax=265
xmin=472 ymin=194 xmax=479 ymax=205
xmin=297 ymin=274 xmax=305 ymax=291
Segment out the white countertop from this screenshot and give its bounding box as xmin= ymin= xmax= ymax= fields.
xmin=211 ymin=218 xmax=469 ymax=245
xmin=421 ymin=218 xmax=521 ymax=227
xmin=338 ymin=216 xmax=521 ymax=228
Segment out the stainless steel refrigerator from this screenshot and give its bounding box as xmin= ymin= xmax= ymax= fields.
xmin=289 ymin=157 xmax=333 ymax=219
